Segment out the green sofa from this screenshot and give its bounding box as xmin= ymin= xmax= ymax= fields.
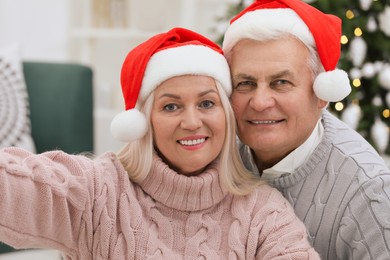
xmin=24 ymin=61 xmax=94 ymax=154
xmin=0 ymin=61 xmax=94 ymax=254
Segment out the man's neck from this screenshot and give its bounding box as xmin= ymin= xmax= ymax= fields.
xmin=252 ymin=150 xmax=287 ymax=174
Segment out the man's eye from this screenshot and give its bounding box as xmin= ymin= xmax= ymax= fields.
xmin=273 ymin=79 xmax=289 ymax=85
xmin=163 ymin=103 xmax=178 ymax=111
xmin=199 ymin=100 xmax=214 ymax=109
xmin=271 ymin=79 xmax=294 ymax=92
xmin=234 ymin=81 xmax=256 ymax=91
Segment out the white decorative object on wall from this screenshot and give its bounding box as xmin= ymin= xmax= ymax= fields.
xmin=386 ymin=92 xmax=390 ymax=107
xmin=341 ymin=103 xmax=362 ymax=130
xmin=378 ymin=64 xmax=390 ymax=90
xmin=372 ymin=95 xmax=383 ymax=107
xmin=349 ymin=37 xmax=367 ymax=67
xmin=371 ymin=117 xmax=389 ymax=154
xmin=367 ymin=16 xmax=377 ymax=32
xmin=359 ymin=0 xmax=373 ymax=11
xmin=361 ymin=62 xmax=376 ymax=78
xmin=349 ymin=67 xmax=362 ymax=79
xmin=374 ymin=60 xmax=384 ymax=72
xmin=378 ymin=5 xmax=390 ymax=36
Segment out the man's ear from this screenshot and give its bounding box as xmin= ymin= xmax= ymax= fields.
xmin=317 ymin=98 xmax=329 ymax=109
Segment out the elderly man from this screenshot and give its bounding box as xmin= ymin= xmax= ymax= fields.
xmin=222 ymin=0 xmax=390 ymax=259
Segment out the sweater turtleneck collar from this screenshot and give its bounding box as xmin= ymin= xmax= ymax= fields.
xmin=139 ymin=155 xmax=228 ymax=212
xmin=270 ymin=110 xmax=335 ymax=188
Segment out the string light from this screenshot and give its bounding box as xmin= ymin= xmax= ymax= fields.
xmin=335 ymin=102 xmax=344 ymax=111
xmin=341 ymin=35 xmax=348 ymax=44
xmin=354 ymin=27 xmax=363 ymax=36
xmin=383 ymin=109 xmax=390 ymax=118
xmin=346 ymin=10 xmax=355 ymax=19
xmin=352 ymin=78 xmax=361 ymax=87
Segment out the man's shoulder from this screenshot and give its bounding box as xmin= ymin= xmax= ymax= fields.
xmin=322 ymin=110 xmax=369 ymax=143
xmin=322 ymin=111 xmax=388 ymax=173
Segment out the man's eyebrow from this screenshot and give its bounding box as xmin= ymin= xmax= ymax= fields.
xmin=233 ymin=73 xmax=256 ymax=82
xmin=233 ymin=70 xmax=294 ymax=81
xmin=269 ymin=70 xmax=294 ymax=81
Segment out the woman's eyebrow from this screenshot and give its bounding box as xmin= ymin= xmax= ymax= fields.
xmin=199 ymin=89 xmax=218 ymax=97
xmin=157 ymin=93 xmax=180 ymax=100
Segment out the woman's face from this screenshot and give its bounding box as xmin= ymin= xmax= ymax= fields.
xmin=151 ymin=75 xmax=226 ymax=176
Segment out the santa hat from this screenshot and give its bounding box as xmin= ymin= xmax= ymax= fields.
xmin=110 ymin=27 xmax=232 ymax=142
xmin=223 ymin=0 xmax=351 ymax=102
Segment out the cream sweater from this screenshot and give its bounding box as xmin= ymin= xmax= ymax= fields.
xmin=0 ymin=148 xmax=319 ymax=259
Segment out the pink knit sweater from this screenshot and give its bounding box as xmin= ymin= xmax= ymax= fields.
xmin=0 ymin=147 xmax=319 ymax=259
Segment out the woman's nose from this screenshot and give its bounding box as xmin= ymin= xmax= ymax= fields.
xmin=180 ymin=108 xmax=202 ymax=130
xmin=249 ymin=87 xmax=276 ymax=111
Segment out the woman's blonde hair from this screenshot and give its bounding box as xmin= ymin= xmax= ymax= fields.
xmin=117 ymin=79 xmax=264 ymax=195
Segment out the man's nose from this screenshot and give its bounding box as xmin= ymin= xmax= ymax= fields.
xmin=249 ymin=86 xmax=276 ymax=111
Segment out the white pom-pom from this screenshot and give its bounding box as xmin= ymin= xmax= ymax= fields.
xmin=313 ymin=69 xmax=351 ymax=102
xmin=110 ymin=109 xmax=148 ymax=142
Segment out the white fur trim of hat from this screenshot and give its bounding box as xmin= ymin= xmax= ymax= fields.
xmin=140 ymin=44 xmax=231 ymax=102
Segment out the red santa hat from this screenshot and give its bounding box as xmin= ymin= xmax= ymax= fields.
xmin=110 ymin=27 xmax=232 ymax=142
xmin=223 ymin=0 xmax=351 ymax=102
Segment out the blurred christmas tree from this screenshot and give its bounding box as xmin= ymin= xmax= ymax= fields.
xmin=214 ymin=0 xmax=390 ymax=155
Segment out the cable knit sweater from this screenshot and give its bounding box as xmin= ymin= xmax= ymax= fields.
xmin=0 ymin=147 xmax=319 ymax=259
xmin=240 ymin=110 xmax=390 ymax=260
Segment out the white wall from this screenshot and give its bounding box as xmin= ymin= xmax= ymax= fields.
xmin=0 ymin=0 xmax=231 ymax=61
xmin=0 ymin=0 xmax=69 ymax=61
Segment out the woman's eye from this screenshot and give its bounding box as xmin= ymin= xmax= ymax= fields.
xmin=163 ymin=103 xmax=178 ymax=111
xmin=199 ymin=100 xmax=214 ymax=109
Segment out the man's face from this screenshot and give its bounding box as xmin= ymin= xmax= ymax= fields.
xmin=229 ymin=37 xmax=327 ymax=165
